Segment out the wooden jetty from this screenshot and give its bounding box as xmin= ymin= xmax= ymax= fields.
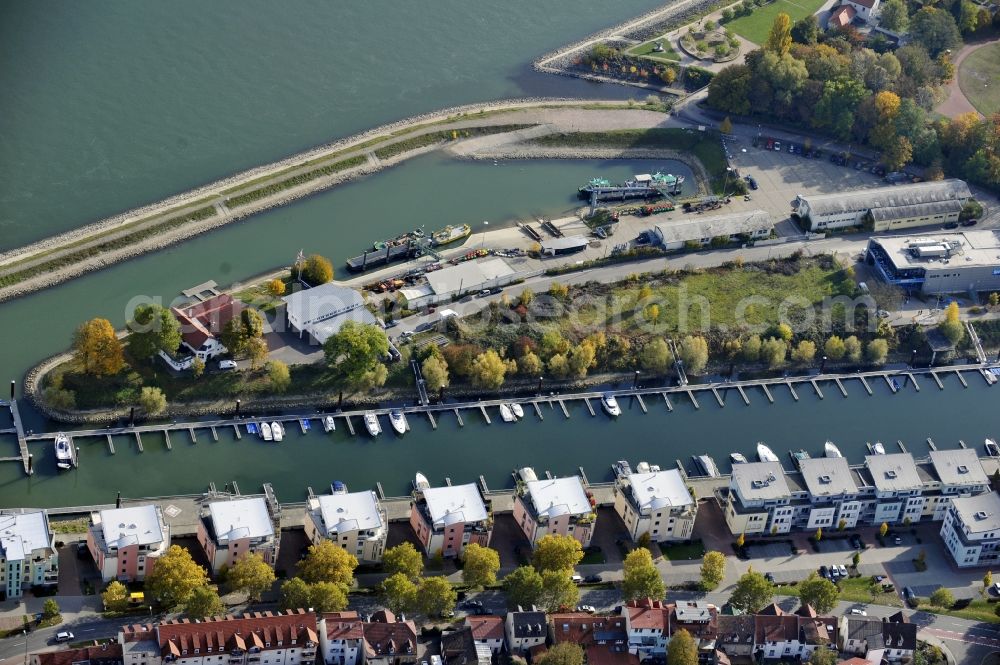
xmin=885 ymin=375 xmax=897 ymax=393
xmin=533 ymin=402 xmax=544 ymax=420
xmin=558 ymin=399 xmax=570 ymax=418
xmin=927 ymin=438 xmax=937 ymax=451
xmin=834 ymin=378 xmax=848 ymax=397
xmin=859 ymin=376 xmax=873 ymax=395
xmin=662 ymin=393 xmax=673 ymax=411
xmin=8 ymin=400 xmax=30 ymax=474
xmin=106 ymin=435 xmax=115 ymax=454
xmin=930 ymin=372 xmax=944 ymax=390
xmin=956 ymin=370 xmax=968 ymax=388
xmin=134 ymin=431 xmax=144 ymax=452
xmin=584 ymin=398 xmax=596 ymax=417
xmin=761 ymin=384 xmax=774 ymax=403
xmin=635 ymin=394 xmax=647 ymax=413
xmin=211 ymin=426 xmax=219 ymax=442
xmin=233 ymin=424 xmax=242 ymax=440
xmin=427 ymin=411 xmax=437 ymax=429
xmin=686 ymin=389 xmax=700 ymax=409
xmin=907 ymin=373 xmax=920 ymax=392
xmin=344 ymin=415 xmax=356 ymax=436
xmin=478 ymin=405 xmax=490 ymax=424
xmin=810 ymin=379 xmax=824 ymax=399
xmin=897 ymin=440 xmax=907 ymax=453
xmin=189 ymin=427 xmax=197 ymax=442
xmin=786 ymin=381 xmax=799 ymax=401
xmin=736 ymin=385 xmax=750 ymax=405
xmin=164 ymin=430 xmax=172 ymax=450
xmin=455 ymin=408 xmax=465 ymax=427
xmin=711 ymin=387 xmax=724 ymax=407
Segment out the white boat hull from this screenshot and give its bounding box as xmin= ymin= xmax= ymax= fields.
xmin=510 ymin=403 xmax=524 ymax=419
xmin=261 ymin=423 xmax=273 ymax=441
xmin=756 ymin=443 xmax=778 ymax=463
xmin=499 ymin=404 xmax=515 ymax=422
xmin=389 ymin=412 xmax=407 ymax=435
xmin=271 ymin=422 xmax=283 ymax=442
xmin=323 ymin=416 xmax=336 ymax=432
xmin=364 ymin=414 xmax=382 ymax=437
xmin=601 ymin=395 xmax=621 ymax=417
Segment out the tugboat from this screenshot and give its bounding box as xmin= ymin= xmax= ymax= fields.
xmin=431 ymin=224 xmax=471 ymax=246
xmin=756 ymin=442 xmax=779 ymax=462
xmin=601 ymin=393 xmax=622 ymax=417
xmin=54 ymin=434 xmax=72 ymax=470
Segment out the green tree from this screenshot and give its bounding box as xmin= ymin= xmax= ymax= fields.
xmin=700 ymin=551 xmax=727 ymax=590
xmin=623 ymin=548 xmax=665 ymax=601
xmin=844 ymin=335 xmax=863 ymax=363
xmin=776 ymin=323 xmax=793 ymax=341
xmin=504 ymin=565 xmax=544 ymax=608
xmin=537 ymin=643 xmax=585 ymax=665
xmin=910 ymin=7 xmax=962 ymax=56
xmin=815 ymin=527 xmax=823 ymax=542
xmin=221 ymin=319 xmax=246 ymax=356
xmin=297 ymin=540 xmax=358 ymax=587
xmin=380 ymin=572 xmax=417 ymax=614
xmin=824 ymin=336 xmax=846 ymax=361
xmin=185 ymin=585 xmax=225 ymax=618
xmin=518 ymin=351 xmax=543 ymax=376
xmin=985 ymin=570 xmax=994 ymax=591
xmin=42 ymin=598 xmax=60 ymax=619
xmin=279 ymin=577 xmax=313 ymax=611
xmin=43 ymin=387 xmax=76 ymax=410
xmin=791 ymin=15 xmax=819 ymax=44
xmin=547 ymin=353 xmax=569 ymax=379
xmin=73 ymin=318 xmax=125 ymax=376
xmin=267 ymin=360 xmax=291 ymax=393
xmin=102 ymin=580 xmax=129 ymax=612
xmin=309 ymin=580 xmax=349 ymax=612
xmin=679 ymin=336 xmax=709 ymax=374
xmin=323 ymin=321 xmax=390 ymax=389
xmin=809 ymin=647 xmax=838 ymax=665
xmin=940 ymin=302 xmax=965 ymax=345
xmin=880 ymin=0 xmax=909 ymax=30
xmin=730 ymin=570 xmax=775 ymax=614
xmin=742 ymin=335 xmax=762 ymax=362
xmin=853 ymin=551 xmax=862 ymax=567
xmin=192 ymin=357 xmax=205 ymax=378
xmin=719 ymin=117 xmax=733 ymax=134
xmin=301 ymin=254 xmax=334 ymax=285
xmin=462 ymin=543 xmax=501 ymax=588
xmin=548 ymin=282 xmax=569 ymax=299
xmin=138 ymin=386 xmax=167 ymax=416
xmin=128 ymin=304 xmax=182 ymax=361
xmin=568 ymin=341 xmax=596 ymax=378
xmin=641 ymin=338 xmax=674 ymax=374
xmin=765 ymin=12 xmax=793 ymax=55
xmin=245 ymin=337 xmax=269 ymax=370
xmin=519 ymin=288 xmax=535 ymax=307
xmin=383 ymin=542 xmax=424 ymax=580
xmin=761 ymin=337 xmax=787 ymax=368
xmin=865 ymin=339 xmax=889 ymax=365
xmin=706 ymin=65 xmax=753 ymax=115
xmin=879 ymin=522 xmax=889 ymax=538
xmin=422 ymin=355 xmax=450 ymax=391
xmin=884 ymin=136 xmax=914 ymax=171
xmin=929 ymin=587 xmax=954 ymax=608
xmin=798 ymin=573 xmax=839 ymax=613
xmin=667 ymin=628 xmax=698 ymax=665
xmin=791 ymin=340 xmax=817 ymax=365
xmin=539 ymin=569 xmax=579 ymax=612
xmin=532 ymin=534 xmax=584 ymax=572
xmin=540 ymin=330 xmax=570 ymax=359
xmin=227 ymin=553 xmax=275 ymax=602
xmin=417 ymin=575 xmax=457 ymax=617
xmin=146 ymin=545 xmax=209 ymax=609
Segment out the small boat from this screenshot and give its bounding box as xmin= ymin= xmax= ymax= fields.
xmin=518 ymin=467 xmax=538 ymax=483
xmin=613 ymin=460 xmax=633 ymax=477
xmin=323 ymin=416 xmax=336 ymax=432
xmin=730 ymin=453 xmax=748 ymax=465
xmin=872 ymin=441 xmax=886 ymax=455
xmin=271 ymin=421 xmax=284 ymax=442
xmin=364 ymin=412 xmax=382 ymax=437
xmin=414 ymin=472 xmax=430 ymax=491
xmin=431 ymin=223 xmax=472 ymax=247
xmin=790 ymin=449 xmax=811 ymax=468
xmin=54 ymin=434 xmax=72 ymax=470
xmin=756 ymin=442 xmax=779 ymax=462
xmin=986 ymin=438 xmax=1000 ymax=457
xmin=499 ymin=404 xmax=515 ymax=423
xmin=261 ymin=422 xmax=273 ymax=441
xmin=693 ymin=455 xmax=721 ymax=478
xmin=330 ymin=480 xmax=348 ymax=494
xmin=601 ymin=393 xmax=621 ymax=417
xmin=824 ymin=441 xmax=843 ymax=458
xmin=246 ymin=422 xmax=258 ymax=435
xmin=891 ymin=378 xmax=901 ymax=391
xmin=389 ymin=410 xmax=407 ymax=435
xmin=510 ymin=403 xmax=524 ymax=419
xmin=300 ymin=419 xmax=311 ymax=432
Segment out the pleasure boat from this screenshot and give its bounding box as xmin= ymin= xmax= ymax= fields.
xmin=510 ymin=403 xmax=524 ymax=419
xmin=414 ymin=472 xmax=430 ymax=491
xmin=364 ymin=412 xmax=382 ymax=437
xmin=986 ymin=438 xmax=1000 ymax=457
xmin=499 ymin=404 xmax=515 ymax=422
xmin=271 ymin=421 xmax=284 ymax=442
xmin=261 ymin=422 xmax=273 ymax=441
xmin=756 ymin=442 xmax=779 ymax=462
xmin=518 ymin=467 xmax=538 ymax=483
xmin=323 ymin=415 xmax=336 ymax=432
xmin=730 ymin=453 xmax=748 ymax=465
xmin=871 ymin=441 xmax=886 ymax=455
xmin=613 ymin=460 xmax=633 ymax=477
xmin=693 ymin=455 xmax=721 ymax=478
xmin=601 ymin=393 xmax=621 ymax=417
xmin=824 ymin=441 xmax=843 ymax=458
xmin=790 ymin=449 xmax=811 ymax=469
xmin=54 ymin=433 xmax=72 ymax=470
xmin=330 ymin=480 xmax=348 ymax=494
xmin=389 ymin=410 xmax=407 ymax=435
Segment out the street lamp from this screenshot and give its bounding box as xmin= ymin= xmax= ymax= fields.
xmin=537 ymin=376 xmax=544 ymax=395
xmin=235 ymin=399 xmax=241 ymax=418
xmin=633 ymin=370 xmax=641 ymax=390
xmin=480 ymin=221 xmax=489 ymax=249
xmin=820 ymin=355 xmax=828 ymax=374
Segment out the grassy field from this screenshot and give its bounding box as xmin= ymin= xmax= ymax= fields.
xmin=837 ymin=576 xmax=902 ymax=607
xmin=627 ymin=38 xmax=682 ymax=63
xmin=918 ymin=598 xmax=1000 ymax=624
xmin=959 ymin=41 xmax=1000 ymax=116
xmin=659 ymin=540 xmax=706 ymax=561
xmin=725 ymin=0 xmax=827 ymax=44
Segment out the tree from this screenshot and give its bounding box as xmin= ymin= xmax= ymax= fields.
xmin=852 ymin=551 xmax=861 ymax=567
xmin=267 ymin=360 xmax=291 ymax=393
xmin=240 ymin=308 xmax=265 ymax=340
xmin=736 ymin=533 xmax=746 ymax=548
xmin=844 ymin=336 xmax=863 ymax=363
xmin=743 ymin=335 xmax=762 ymax=362
xmin=462 ymin=543 xmax=500 ymax=588
xmin=42 ymin=599 xmax=60 ymax=619
xmin=765 ymin=13 xmax=793 ymax=56
xmin=227 ymin=553 xmax=275 ymax=602
xmin=422 ymin=355 xmax=450 ymax=391
xmin=929 ymin=587 xmax=954 ymax=608
xmin=267 ymin=279 xmax=286 ymax=297
xmin=761 ymin=337 xmax=787 ymax=368
xmin=73 ymin=318 xmax=124 ymax=376
xmin=880 ymin=0 xmax=909 ymax=30
xmin=245 ymin=337 xmax=269 ymax=370
xmin=623 ymin=548 xmax=665 ymax=601
xmin=814 ymin=527 xmax=823 ymax=542
xmin=221 ymin=319 xmax=246 ymax=356
xmin=537 ymin=643 xmax=585 ymax=665
xmin=185 ymin=585 xmax=225 ymax=618
xmin=549 ymin=282 xmax=569 ymax=299
xmin=309 ymin=580 xmax=349 ymax=612
xmin=568 ymin=342 xmax=596 ymax=379
xmin=297 ymin=539 xmax=358 ymax=587
xmin=883 ymin=136 xmax=913 ymax=171
xmin=469 ymin=349 xmax=511 ymax=389
xmin=532 ymin=534 xmax=584 ymax=572
xmin=813 ymin=77 xmax=868 ymax=140
xmin=301 ymin=254 xmax=334 ymax=285
xmin=547 ymin=353 xmax=569 ymax=379
xmin=700 ymin=551 xmax=727 ymax=590
xmin=540 ymin=330 xmax=570 ymax=359
xmin=865 ymin=338 xmax=889 ymax=365
xmin=776 ymin=323 xmax=793 ymax=341
xmin=323 ymin=321 xmax=389 ymax=389
xmin=910 ymin=7 xmax=962 ymax=56
xmin=720 ymin=117 xmax=733 ymax=134
xmin=279 ymin=577 xmax=313 ymax=611
xmin=518 ymin=351 xmax=543 ymax=376
xmin=417 ymin=575 xmax=457 ymax=617
xmin=706 ymin=64 xmax=753 ymax=115
xmin=825 ymin=336 xmax=846 ymax=361
xmin=539 ymin=570 xmax=579 ymax=612
xmin=504 ymin=565 xmax=543 ymax=608
xmin=519 ymin=288 xmax=534 ymax=307
xmin=641 ymin=338 xmax=674 ymax=374
xmin=798 ymin=573 xmax=839 ymax=613
xmin=791 ymin=15 xmax=819 ymax=44
xmin=679 ymin=336 xmax=709 ymax=374
xmin=809 ymin=647 xmax=838 ymax=665
xmin=730 ymin=570 xmax=775 ymax=613
xmin=985 ymin=570 xmax=994 ymax=592
xmin=939 ymin=301 xmax=965 ymax=345
xmin=192 ymin=357 xmax=205 ymax=378
xmin=102 ymin=580 xmax=129 ymax=612
xmin=128 ymin=304 xmax=182 ymax=361
xmin=138 ymin=386 xmax=167 ymax=416
xmin=879 ymin=522 xmax=889 ymax=538
xmin=380 ymin=572 xmax=418 ymax=614
xmin=382 ymin=542 xmax=423 ymax=580
xmin=791 ymin=340 xmax=817 ymax=365
xmin=667 ymin=628 xmax=698 ymax=665
xmin=146 ymin=544 xmax=209 ymax=608
xmin=43 ymin=387 xmax=76 ymax=410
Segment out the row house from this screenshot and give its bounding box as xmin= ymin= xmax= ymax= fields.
xmin=306 ymin=491 xmax=388 ymax=564
xmin=317 ymin=610 xmax=417 ymax=665
xmin=940 ymin=491 xmax=1000 ymax=568
xmin=318 ymin=612 xmax=364 ymax=665
xmin=714 ymin=616 xmax=756 ymax=661
xmin=32 ymin=644 xmax=123 ymax=665
xmin=725 ymin=462 xmax=794 ymax=535
xmin=87 ymin=505 xmax=169 ymax=583
xmin=197 ymin=497 xmax=278 ymax=575
xmin=464 ymin=616 xmax=505 ymax=655
xmin=549 ymin=613 xmax=637 ymax=665
xmin=505 ymin=607 xmax=547 ymax=655
xmin=0 ymin=509 xmax=58 ymax=599
xmin=410 ymin=483 xmax=491 ymax=558
xmin=613 ymin=466 xmax=696 ymax=543
xmin=513 ymin=476 xmax=595 ymax=548
xmin=119 ymin=610 xmax=319 ymax=665
xmin=440 ymin=627 xmax=491 ymax=665
xmin=622 ymin=599 xmax=718 ymax=661
xmin=753 ymin=606 xmax=837 ymax=662
xmin=838 ymin=614 xmax=916 ymax=663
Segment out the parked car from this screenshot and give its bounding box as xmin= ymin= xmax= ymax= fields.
xmin=773 ymin=141 xmax=782 ymax=151
xmin=961 ymin=219 xmax=978 ymax=227
xmin=838 ymin=565 xmax=849 ymax=577
xmin=903 ymin=586 xmax=916 ymax=605
xmin=748 ymin=176 xmax=759 ymax=190
xmin=819 ymin=565 xmax=829 ymax=579
xmin=764 ymin=572 xmax=776 ymax=583
xmin=944 ymin=222 xmax=959 ymax=229
xmin=577 ymin=605 xmax=597 ymax=614
xmin=584 ymin=574 xmax=603 ymax=583
xmin=894 ymin=536 xmax=903 ymax=545
xmin=399 ymin=330 xmax=414 ymax=341
xmin=850 ymin=535 xmax=863 ymax=549
xmin=872 ymin=575 xmax=886 ymax=583
xmin=218 ymin=360 xmax=237 ymax=370
xmin=54 ymin=632 xmax=75 ymax=643
xmin=766 ymin=139 xmax=774 ymax=150
xmin=571 ymin=574 xmax=584 ymax=584
xmin=850 ymin=609 xmax=867 ymax=616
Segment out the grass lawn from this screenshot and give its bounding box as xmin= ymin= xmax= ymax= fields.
xmin=959 ymin=41 xmax=1000 ymax=117
xmin=627 ymin=38 xmax=682 ymax=63
xmin=837 ymin=576 xmax=902 ymax=607
xmin=581 ymin=549 xmax=607 ymax=565
xmin=726 ymin=0 xmax=827 ymax=44
xmin=659 ymin=540 xmax=706 ymax=561
xmin=919 ymin=598 xmax=1000 ymax=624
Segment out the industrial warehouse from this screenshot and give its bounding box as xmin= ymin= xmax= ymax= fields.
xmin=866 ymin=231 xmax=1000 ymax=295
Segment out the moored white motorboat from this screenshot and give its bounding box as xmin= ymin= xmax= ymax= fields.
xmin=271 ymin=421 xmax=284 ymax=442
xmin=873 ymin=441 xmax=886 ymax=455
xmin=323 ymin=416 xmax=336 ymax=432
xmin=499 ymin=404 xmax=515 ymax=422
xmin=414 ymin=472 xmax=430 ymax=491
xmin=730 ymin=453 xmax=748 ymax=465
xmin=510 ymin=403 xmax=524 ymax=419
xmin=613 ymin=460 xmax=633 ymax=477
xmin=261 ymin=422 xmax=273 ymax=441
xmin=389 ymin=410 xmax=407 ymax=435
xmin=986 ymin=438 xmax=1000 ymax=457
xmin=54 ymin=433 xmax=72 ymax=470
xmin=518 ymin=467 xmax=538 ymax=483
xmin=694 ymin=454 xmax=721 ymax=477
xmin=364 ymin=412 xmax=382 ymax=437
xmin=601 ymin=393 xmax=621 ymax=417
xmin=756 ymin=442 xmax=778 ymax=462
xmin=824 ymin=440 xmax=843 ymax=458
xmin=330 ymin=480 xmax=348 ymax=494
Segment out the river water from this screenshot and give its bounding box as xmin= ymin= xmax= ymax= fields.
xmin=0 ymin=2 xmax=997 ymax=508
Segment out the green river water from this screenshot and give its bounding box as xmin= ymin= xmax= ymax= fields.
xmin=0 ymin=2 xmax=996 ymax=507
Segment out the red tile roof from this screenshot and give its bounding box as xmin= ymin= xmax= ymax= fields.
xmin=363 ymin=611 xmax=418 ymax=659
xmin=625 ymin=599 xmax=671 ymax=631
xmin=550 ymin=613 xmax=629 ymax=646
xmin=324 ymin=612 xmax=364 ymax=640
xmin=33 ymin=644 xmax=123 ymax=665
xmin=585 ymin=646 xmax=640 ymax=665
xmin=172 ymin=294 xmax=245 ymax=351
xmin=829 ymin=4 xmax=857 ymax=25
xmin=465 ymin=615 xmax=504 ymax=641
xmin=149 ymin=611 xmax=318 ymax=658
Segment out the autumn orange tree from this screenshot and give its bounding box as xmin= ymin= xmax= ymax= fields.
xmin=73 ymin=318 xmax=124 ymax=376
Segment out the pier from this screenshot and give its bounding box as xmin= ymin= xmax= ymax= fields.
xmin=711 ymin=388 xmax=724 ymax=407
xmin=532 ymin=402 xmax=544 ymax=420
xmin=907 ymin=373 xmax=920 ymax=392
xmin=786 ymin=381 xmax=799 ymax=401
xmin=478 ymin=405 xmax=491 ymax=424
xmin=455 ymin=409 xmax=465 ymax=427
xmin=558 ymin=399 xmax=570 ymax=418
xmin=885 ymin=375 xmax=897 ymax=393
xmin=584 ymin=398 xmax=596 ymax=417
xmin=634 ymin=394 xmax=647 ymax=414
xmin=686 ymin=389 xmax=700 ymax=410
xmin=931 ymin=372 xmax=944 ymax=390
xmin=834 ymin=378 xmax=848 ymax=397
xmin=662 ymin=393 xmax=673 ymax=411
xmin=761 ymin=384 xmax=774 ymax=403
xmin=859 ymin=376 xmax=873 ymax=395
xmin=736 ymin=385 xmax=750 ymax=405
xmin=956 ymin=370 xmax=968 ymax=388
xmin=810 ymin=379 xmax=824 ymax=399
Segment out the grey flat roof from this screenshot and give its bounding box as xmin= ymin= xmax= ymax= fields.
xmin=626 ymin=469 xmax=694 ymax=512
xmin=871 ymin=231 xmax=1000 ymax=270
xmin=0 ymin=510 xmax=51 ymax=562
xmin=282 ymin=282 xmax=378 ymax=345
xmin=732 ymin=462 xmax=790 ymax=501
xmin=423 ymin=484 xmax=488 ymax=526
xmin=930 ymin=449 xmax=988 ymax=486
xmin=96 ymin=505 xmax=165 ymax=550
xmin=798 ymin=457 xmax=858 ymax=497
xmin=313 ymin=490 xmax=384 ymax=535
xmin=425 ymin=258 xmax=514 ymax=295
xmin=951 ymin=492 xmax=1000 ymax=533
xmin=799 ymin=179 xmax=971 ymax=217
xmin=654 ymin=210 xmax=772 ymax=245
xmin=869 ymin=199 xmax=963 ymax=221
xmin=207 ymin=497 xmax=273 ymax=543
xmin=541 ymin=236 xmax=589 ymax=251
xmin=866 ymin=454 xmax=922 ymax=492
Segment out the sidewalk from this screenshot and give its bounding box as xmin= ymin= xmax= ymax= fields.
xmin=0 ymin=595 xmax=103 ymax=622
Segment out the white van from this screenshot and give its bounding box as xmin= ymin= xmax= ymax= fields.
xmin=437 ymin=309 xmax=459 ymax=323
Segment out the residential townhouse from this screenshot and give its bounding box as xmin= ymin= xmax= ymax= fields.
xmin=32 ymin=644 xmax=123 ymax=665
xmin=362 ymin=610 xmax=418 ymax=665
xmin=410 ymin=484 xmax=491 ymax=558
xmin=318 ymin=612 xmax=363 ymax=665
xmin=673 ymin=602 xmax=719 ymax=664
xmin=725 ymin=462 xmax=794 ymax=535
xmin=464 ymin=616 xmax=505 ymax=655
xmin=0 ymin=509 xmax=58 ymax=599
xmin=838 ymin=615 xmax=916 ymax=663
xmin=197 ymin=497 xmax=279 ymax=574
xmin=714 ymin=616 xmax=756 ymax=661
xmin=87 ymin=505 xmax=169 ymax=583
xmin=440 ymin=627 xmax=491 ymax=665
xmin=513 ymin=476 xmax=595 ymax=548
xmin=623 ymin=599 xmax=717 ymax=661
xmin=505 ymin=607 xmax=547 ymax=655
xmin=306 ymin=491 xmax=388 ymax=564
xmin=119 ymin=610 xmax=319 ymax=665
xmin=940 ymin=491 xmax=1000 ymax=568
xmin=613 ymin=467 xmax=696 ymax=543
xmin=549 ymin=613 xmax=637 ymax=665
xmin=753 ymin=606 xmax=838 ymax=662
